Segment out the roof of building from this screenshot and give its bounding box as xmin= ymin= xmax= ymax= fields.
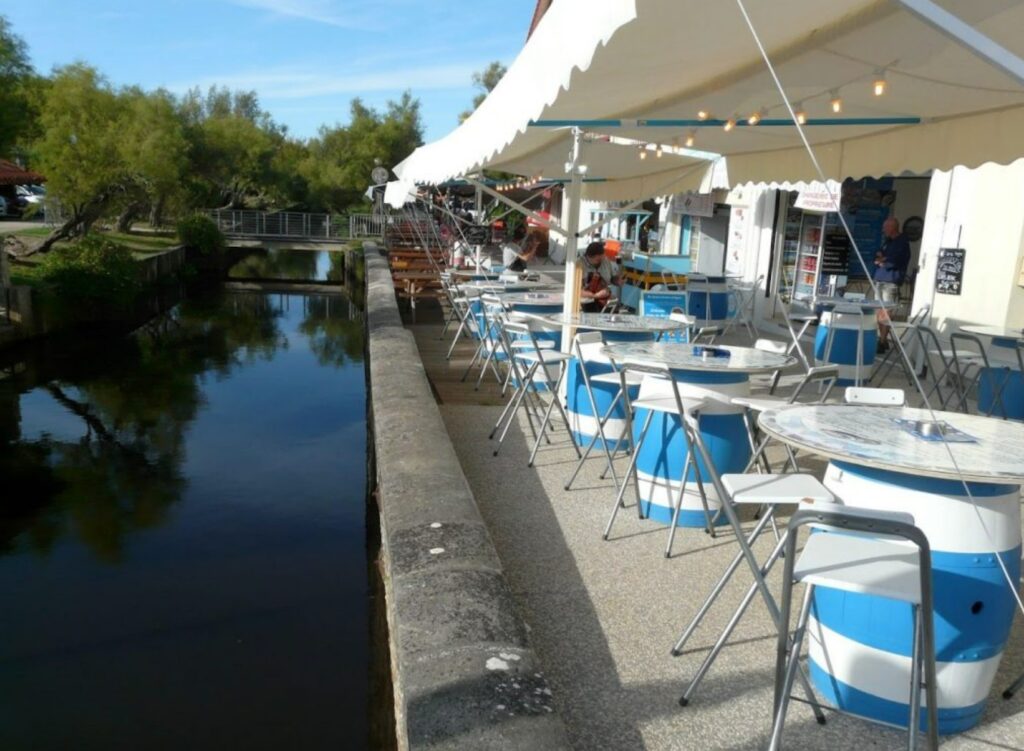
xmin=0 ymin=160 xmax=45 ymax=186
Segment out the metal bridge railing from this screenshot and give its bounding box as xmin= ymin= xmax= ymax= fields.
xmin=203 ymin=210 xmax=377 ymax=241
xmin=348 ymin=213 xmax=388 ymax=239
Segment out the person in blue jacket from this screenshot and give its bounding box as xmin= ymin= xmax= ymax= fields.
xmin=873 ymin=217 xmax=911 ymax=352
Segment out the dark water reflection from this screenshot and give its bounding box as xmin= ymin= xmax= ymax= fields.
xmin=0 ymin=287 xmax=367 ymax=750
xmin=227 ymin=247 xmax=343 ymax=282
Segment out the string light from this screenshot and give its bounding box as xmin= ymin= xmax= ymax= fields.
xmin=684 ymin=130 xmax=695 ymax=148
xmin=873 ymin=69 xmax=887 ymax=96
xmin=830 ymin=90 xmax=843 ymax=113
xmin=697 ymin=109 xmax=710 ymax=121
xmin=723 ymin=116 xmax=736 ymax=132
xmin=794 ymin=103 xmax=807 ymax=125
xmin=747 ymin=109 xmax=763 ymax=126
xmin=638 ymin=144 xmax=647 ymax=160
xmin=655 ymin=144 xmax=663 ymax=158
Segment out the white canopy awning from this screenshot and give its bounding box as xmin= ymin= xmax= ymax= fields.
xmin=394 ymin=0 xmax=1024 ymax=194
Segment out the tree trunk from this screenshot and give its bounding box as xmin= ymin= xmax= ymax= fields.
xmin=116 ymin=202 xmax=141 ymax=233
xmin=148 ymin=195 xmax=166 ymax=228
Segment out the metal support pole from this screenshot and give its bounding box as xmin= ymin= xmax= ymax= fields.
xmin=561 ymin=127 xmax=585 ymax=352
xmin=893 ymin=0 xmax=1024 ymax=86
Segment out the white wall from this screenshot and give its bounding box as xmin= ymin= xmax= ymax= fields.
xmin=912 ymin=158 xmax=1024 ymax=335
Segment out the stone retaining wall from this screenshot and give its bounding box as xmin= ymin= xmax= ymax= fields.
xmin=363 ymin=243 xmax=569 ymax=750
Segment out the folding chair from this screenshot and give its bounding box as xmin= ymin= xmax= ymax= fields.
xmin=871 ymin=304 xmax=931 ymax=386
xmin=673 ymin=474 xmax=834 ymax=708
xmin=489 ymin=320 xmax=580 ymax=465
xmin=722 ymin=274 xmax=763 ymax=340
xmin=563 ymin=331 xmax=643 ymax=492
xmin=600 ymin=361 xmax=716 ymax=558
xmin=844 ymin=386 xmax=905 ymax=405
xmin=950 ymin=331 xmax=1007 ymax=416
xmin=770 ymin=503 xmax=939 ymax=750
xmin=914 ymin=324 xmax=981 ymax=410
xmin=775 ymin=293 xmax=816 ymax=373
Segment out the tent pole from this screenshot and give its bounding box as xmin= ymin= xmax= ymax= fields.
xmin=561 ymin=127 xmax=585 ymax=351
xmin=463 ymin=176 xmax=567 ymax=237
xmin=893 ymin=0 xmax=1024 ymax=86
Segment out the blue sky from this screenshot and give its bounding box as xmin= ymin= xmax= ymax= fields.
xmin=1 ymin=0 xmax=536 ymax=141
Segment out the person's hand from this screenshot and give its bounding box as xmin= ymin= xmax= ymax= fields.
xmin=596 ymin=288 xmax=610 ymax=300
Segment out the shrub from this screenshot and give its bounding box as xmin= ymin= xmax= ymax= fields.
xmin=36 ymin=235 xmax=142 ymax=310
xmin=177 ymin=214 xmax=225 ymax=256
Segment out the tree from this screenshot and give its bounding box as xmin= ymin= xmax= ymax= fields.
xmin=34 ymin=64 xmax=131 ymax=250
xmin=301 ymin=92 xmax=423 ymax=212
xmin=0 ymin=15 xmax=36 ymax=158
xmin=115 ymin=88 xmax=190 ymax=229
xmin=459 ymin=61 xmax=507 ymax=122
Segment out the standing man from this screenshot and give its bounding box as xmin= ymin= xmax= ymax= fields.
xmin=873 ymin=217 xmax=911 ymax=352
xmin=580 ymin=241 xmax=622 ymax=312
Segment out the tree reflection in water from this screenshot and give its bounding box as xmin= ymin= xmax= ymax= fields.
xmin=0 ymin=287 xmax=362 ymax=562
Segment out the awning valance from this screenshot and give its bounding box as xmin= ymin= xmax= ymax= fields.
xmin=395 ymin=0 xmax=1024 ymax=194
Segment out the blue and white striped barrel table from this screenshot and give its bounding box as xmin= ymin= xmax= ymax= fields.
xmin=962 ymin=325 xmax=1024 ymax=420
xmin=686 ymin=275 xmax=730 ymax=322
xmin=604 ymin=342 xmax=795 ymax=527
xmin=760 ymin=405 xmax=1024 ymax=734
xmin=529 ymin=313 xmax=690 ymax=450
xmin=813 ymin=302 xmax=879 ymax=385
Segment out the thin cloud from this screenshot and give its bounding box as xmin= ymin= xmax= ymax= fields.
xmin=173 ymin=62 xmax=486 ymax=100
xmin=224 ymin=0 xmax=381 ymax=30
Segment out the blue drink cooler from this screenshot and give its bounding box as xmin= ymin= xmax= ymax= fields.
xmin=566 ymin=330 xmax=653 ymax=449
xmin=633 ymin=371 xmax=750 ymax=527
xmin=686 ymin=277 xmax=730 ymax=322
xmin=814 ymin=308 xmax=878 ymax=385
xmin=814 ymin=462 xmax=1022 ymax=733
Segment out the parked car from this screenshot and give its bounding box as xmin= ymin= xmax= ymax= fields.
xmin=16 ymin=185 xmax=43 ymax=207
xmin=0 ymin=195 xmax=7 ymax=218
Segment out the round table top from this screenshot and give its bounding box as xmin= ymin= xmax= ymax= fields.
xmin=602 ymin=342 xmax=795 ymax=374
xmin=463 ymin=281 xmax=560 ymax=293
xmin=814 ymin=296 xmax=890 ymax=311
xmin=759 ymin=404 xmax=1024 ymax=483
xmin=501 ymin=292 xmax=565 ymax=307
xmin=961 ymin=324 xmax=1024 ymax=341
xmin=536 ymin=312 xmax=688 ymax=332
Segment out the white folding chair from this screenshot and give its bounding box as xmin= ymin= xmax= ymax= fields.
xmin=600 ymin=361 xmax=715 ymax=558
xmin=776 ymin=293 xmax=816 ymax=373
xmin=770 ymin=503 xmax=939 ymax=751
xmin=674 ymin=474 xmax=834 ymax=708
xmin=563 ymin=331 xmax=643 ymax=492
xmin=844 ymin=386 xmax=905 ymax=405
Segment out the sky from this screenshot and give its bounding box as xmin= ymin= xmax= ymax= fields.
xmin=0 ymin=0 xmax=536 ymax=141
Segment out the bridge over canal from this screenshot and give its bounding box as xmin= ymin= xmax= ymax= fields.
xmin=204 ymin=209 xmax=387 ymax=243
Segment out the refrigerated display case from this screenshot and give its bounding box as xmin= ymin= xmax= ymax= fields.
xmin=792 ymin=213 xmax=826 ymax=301
xmin=778 ymin=203 xmax=803 ymax=301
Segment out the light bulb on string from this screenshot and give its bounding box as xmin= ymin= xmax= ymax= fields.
xmin=655 ymin=144 xmax=663 ymax=158
xmin=684 ymin=130 xmax=695 ymax=148
xmin=829 ymin=90 xmax=843 ymax=114
xmin=723 ymin=116 xmax=736 ymax=132
xmin=873 ymin=70 xmax=887 ymax=96
xmin=747 ymin=109 xmax=763 ymax=126
xmin=697 ymin=109 xmax=710 ymax=121
xmin=794 ymin=104 xmax=807 ymax=125
xmin=639 ymin=144 xmax=647 ymax=160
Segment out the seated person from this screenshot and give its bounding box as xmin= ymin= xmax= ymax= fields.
xmin=501 ymin=225 xmax=536 ymax=272
xmin=580 ymin=241 xmax=622 ymax=312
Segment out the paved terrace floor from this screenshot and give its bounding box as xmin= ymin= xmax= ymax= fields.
xmin=404 ymin=299 xmax=1024 ymax=750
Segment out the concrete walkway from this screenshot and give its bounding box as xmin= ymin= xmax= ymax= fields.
xmin=410 ymin=306 xmax=1024 ymax=750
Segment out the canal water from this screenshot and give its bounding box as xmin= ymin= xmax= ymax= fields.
xmin=0 ymin=252 xmax=369 ymax=749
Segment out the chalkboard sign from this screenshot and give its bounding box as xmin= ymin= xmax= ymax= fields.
xmin=464 ymin=225 xmax=491 ymax=245
xmin=821 ymin=229 xmax=851 ymax=275
xmin=936 ymin=247 xmax=965 ymax=295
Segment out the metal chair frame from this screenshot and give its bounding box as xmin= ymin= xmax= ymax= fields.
xmin=770 ymin=505 xmax=939 ymax=751
xmin=950 ymin=331 xmax=1008 ymax=417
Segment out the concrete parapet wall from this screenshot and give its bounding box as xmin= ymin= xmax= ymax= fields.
xmin=363 ymin=243 xmax=569 ymax=750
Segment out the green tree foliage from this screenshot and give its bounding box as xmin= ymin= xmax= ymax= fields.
xmin=301 ymin=92 xmax=423 ymax=212
xmin=459 ymin=61 xmax=507 ymax=122
xmin=176 ymin=214 xmax=225 ymax=256
xmin=35 ymin=234 xmax=142 ymax=312
xmin=0 ymin=15 xmax=35 ymax=158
